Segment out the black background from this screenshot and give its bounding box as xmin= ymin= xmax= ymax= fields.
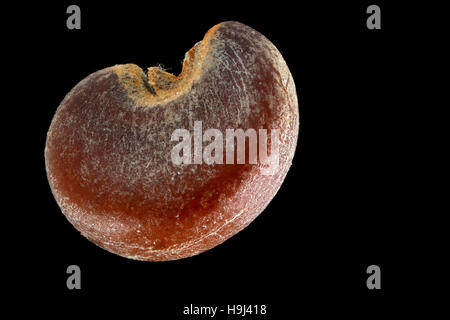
xmin=6 ymin=0 xmax=435 ymax=317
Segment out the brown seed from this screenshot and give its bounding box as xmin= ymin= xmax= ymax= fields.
xmin=45 ymin=21 xmax=299 ymax=261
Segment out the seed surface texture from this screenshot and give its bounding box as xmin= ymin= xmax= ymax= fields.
xmin=45 ymin=21 xmax=299 ymax=261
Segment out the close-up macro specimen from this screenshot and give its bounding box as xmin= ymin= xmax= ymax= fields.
xmin=8 ymin=1 xmax=424 ymax=317
xmin=45 ymin=21 xmax=299 ymax=261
